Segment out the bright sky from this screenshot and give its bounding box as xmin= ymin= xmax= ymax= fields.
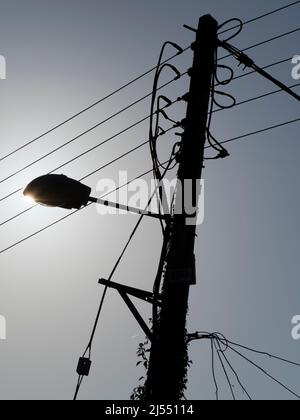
xmin=0 ymin=0 xmax=299 ymax=400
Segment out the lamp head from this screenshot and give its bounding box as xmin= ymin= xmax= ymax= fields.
xmin=23 ymin=174 xmax=91 ymax=210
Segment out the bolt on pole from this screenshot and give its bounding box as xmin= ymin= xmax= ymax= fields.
xmin=143 ymin=15 xmax=219 ymax=401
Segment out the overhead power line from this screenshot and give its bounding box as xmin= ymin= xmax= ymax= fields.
xmin=220 ymin=27 xmax=300 ymax=61
xmin=0 ymin=49 xmax=296 ymax=205
xmin=227 ymin=344 xmax=300 ymax=400
xmin=213 ymin=117 xmax=300 ymax=148
xmin=1 ymin=1 xmax=298 ymax=164
xmin=242 ymin=0 xmax=300 ymax=26
xmin=218 ymin=1 xmax=300 ymax=35
xmin=230 ymin=56 xmax=293 ymax=83
xmin=0 ymin=26 xmax=297 ymax=194
xmin=0 ymin=116 xmax=299 ymax=255
xmin=1 ymin=79 xmax=298 ymax=229
xmin=213 ymin=83 xmax=300 ymax=113
xmin=190 ymin=332 xmax=300 ymax=399
xmin=0 ymin=124 xmax=176 ymax=228
xmin=0 ymin=49 xmax=187 ymax=163
xmin=0 ymin=98 xmax=181 ymax=203
xmin=214 ymin=340 xmax=236 ymax=400
xmin=0 ymin=77 xmax=299 ymax=225
xmin=218 ymin=347 xmax=252 ymax=400
xmin=0 ymin=52 xmax=291 ymax=192
xmin=0 ymin=76 xmax=184 ymax=186
xmin=0 ymin=160 xmax=171 ymax=229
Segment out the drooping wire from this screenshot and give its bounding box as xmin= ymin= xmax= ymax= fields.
xmin=151 ymin=142 xmax=182 ymax=332
xmin=220 ymin=338 xmax=300 ymax=369
xmin=211 ymin=339 xmax=219 ymax=400
xmin=145 ymin=41 xmax=187 ymax=328
xmin=213 ymin=83 xmax=300 ymax=114
xmin=218 ymin=18 xmax=243 ymax=42
xmin=225 ymin=343 xmax=300 ymax=400
xmin=147 ymin=42 xmax=184 ymax=235
xmin=73 ymin=206 xmax=147 ymax=400
xmin=73 ymin=157 xmax=177 ymax=400
xmin=73 ymin=376 xmax=84 ymax=401
xmin=215 ymin=338 xmax=252 ymax=400
xmin=73 ymin=210 xmax=147 ymax=400
xmin=208 ymin=117 xmax=300 ymax=149
xmin=205 ymin=48 xmax=231 ymax=160
xmin=149 ymin=42 xmax=183 ymax=183
xmin=190 ymin=332 xmax=300 ymax=400
xmin=213 ymin=339 xmax=236 ymax=400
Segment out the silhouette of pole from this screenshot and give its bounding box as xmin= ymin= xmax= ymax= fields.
xmin=144 ymin=15 xmax=218 ymax=400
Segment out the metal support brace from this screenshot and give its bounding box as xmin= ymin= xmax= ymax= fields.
xmin=98 ymin=278 xmax=160 ymax=342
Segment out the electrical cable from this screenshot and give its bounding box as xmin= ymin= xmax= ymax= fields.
xmin=0 ymin=98 xmax=181 ymax=204
xmin=213 ymin=339 xmax=236 ymax=400
xmin=242 ymin=1 xmax=300 ymax=27
xmin=149 ymin=43 xmax=183 ymax=183
xmin=218 ymin=18 xmax=243 ymax=42
xmin=147 ymin=43 xmax=183 ymax=237
xmin=1 ymin=2 xmax=298 ymax=164
xmin=213 ymin=83 xmax=300 ymax=114
xmin=0 ymin=37 xmax=295 ymax=200
xmin=218 ymin=1 xmax=300 ymax=36
xmin=0 ymin=133 xmax=177 ymax=230
xmin=229 ymin=57 xmax=293 ymax=84
xmin=211 ymin=339 xmax=219 ymax=400
xmin=215 ymin=338 xmax=252 ymax=400
xmin=190 ymin=332 xmax=300 ymax=400
xmin=208 ymin=117 xmax=300 ymax=149
xmin=0 ymin=114 xmax=299 ymax=233
xmin=220 ymin=338 xmax=300 ymax=369
xmin=226 ymin=343 xmax=300 ymax=400
xmin=205 ymin=48 xmax=231 ymax=159
xmin=73 ymin=159 xmax=176 ymax=400
xmin=0 ymin=116 xmax=299 ymax=251
xmin=0 ymin=48 xmax=188 ymax=163
xmin=0 ymin=132 xmax=178 ymax=254
xmin=0 ymin=75 xmax=184 ymax=186
xmin=220 ymin=27 xmax=300 ymax=61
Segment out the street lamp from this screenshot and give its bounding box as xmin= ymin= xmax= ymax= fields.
xmin=23 ymin=174 xmax=167 ymax=220
xmin=23 ymin=173 xmax=170 ymax=383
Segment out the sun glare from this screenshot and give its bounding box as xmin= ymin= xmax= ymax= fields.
xmin=23 ymin=191 xmax=36 ymax=204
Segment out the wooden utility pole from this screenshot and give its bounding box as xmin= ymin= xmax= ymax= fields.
xmin=144 ymin=15 xmax=219 ymax=400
